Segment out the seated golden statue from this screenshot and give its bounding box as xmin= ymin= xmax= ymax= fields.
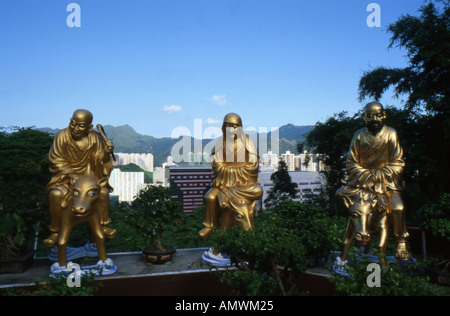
xmin=336 ymin=102 xmax=410 ymax=262
xmin=43 ymin=109 xmax=116 ymax=249
xmin=198 ymin=113 xmax=263 ymax=239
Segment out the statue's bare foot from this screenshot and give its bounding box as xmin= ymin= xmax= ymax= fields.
xmin=395 ymin=241 xmax=410 ymax=261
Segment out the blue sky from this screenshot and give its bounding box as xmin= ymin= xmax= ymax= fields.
xmin=0 ymin=0 xmax=428 ymax=137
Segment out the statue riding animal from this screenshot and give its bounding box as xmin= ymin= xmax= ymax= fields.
xmin=53 ymin=164 xmax=109 ymax=269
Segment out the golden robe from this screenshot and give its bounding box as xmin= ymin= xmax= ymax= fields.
xmin=337 ymin=125 xmax=405 ymax=207
xmin=209 ymin=129 xmax=262 ymax=208
xmin=45 ymin=128 xmax=113 ymax=208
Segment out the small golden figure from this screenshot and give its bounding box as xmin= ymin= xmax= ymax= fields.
xmin=199 ymin=113 xmax=263 ymax=239
xmin=336 ymin=102 xmax=410 ymax=268
xmin=43 ymin=109 xmax=116 ymax=256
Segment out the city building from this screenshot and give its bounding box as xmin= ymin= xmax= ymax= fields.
xmin=113 ymin=153 xmax=154 ymax=172
xmin=162 ymin=155 xmax=177 ymax=168
xmin=169 ymin=166 xmax=214 ymax=213
xmin=281 ymin=151 xmax=296 ymax=171
xmin=109 ymin=168 xmax=147 ymax=202
xmin=262 ymin=151 xmax=279 ymax=169
xmin=153 ymin=166 xmax=170 ymax=187
xmin=259 ymin=171 xmax=322 ymax=208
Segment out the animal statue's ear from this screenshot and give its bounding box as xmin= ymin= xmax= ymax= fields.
xmin=370 ymin=196 xmax=378 ymax=209
xmin=97 ymin=177 xmax=108 ymax=188
xmin=251 ymin=200 xmax=256 ymax=209
xmin=229 ymin=200 xmax=236 ymax=209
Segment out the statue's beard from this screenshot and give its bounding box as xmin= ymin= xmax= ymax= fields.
xmin=367 ymin=123 xmax=383 ymax=135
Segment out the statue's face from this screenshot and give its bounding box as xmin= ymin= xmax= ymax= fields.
xmin=364 ymin=105 xmax=386 ymax=133
xmin=69 ymin=113 xmax=92 ymax=140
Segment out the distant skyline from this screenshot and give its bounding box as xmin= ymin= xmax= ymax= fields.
xmin=0 ymin=0 xmax=428 ymax=137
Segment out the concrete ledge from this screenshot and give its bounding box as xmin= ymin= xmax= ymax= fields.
xmin=0 ymin=248 xmax=334 ymax=296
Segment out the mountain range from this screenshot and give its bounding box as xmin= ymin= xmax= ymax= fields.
xmin=37 ymin=123 xmax=314 ymax=167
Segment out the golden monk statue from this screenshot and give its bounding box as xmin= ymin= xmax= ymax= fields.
xmin=336 ymin=102 xmax=410 ymax=261
xmin=43 ymin=109 xmax=116 ymax=248
xmin=199 ymin=113 xmax=263 ymax=239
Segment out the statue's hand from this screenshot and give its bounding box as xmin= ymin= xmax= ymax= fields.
xmin=104 ymin=140 xmax=114 ymax=154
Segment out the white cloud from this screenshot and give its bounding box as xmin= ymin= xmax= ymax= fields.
xmin=162 ymin=104 xmax=182 ymax=114
xmin=211 ymin=94 xmax=228 ymax=106
xmin=204 ymin=118 xmax=221 ymax=125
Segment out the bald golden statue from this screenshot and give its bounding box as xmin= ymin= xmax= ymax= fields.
xmin=43 ymin=109 xmax=116 ymax=248
xmin=337 ymin=102 xmax=410 ymax=262
xmin=199 ymin=113 xmax=263 ymax=239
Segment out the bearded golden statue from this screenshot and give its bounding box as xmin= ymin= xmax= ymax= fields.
xmin=336 ymin=102 xmax=410 ymax=266
xmin=199 ymin=113 xmax=263 ymax=239
xmin=43 ymin=109 xmax=116 ymax=249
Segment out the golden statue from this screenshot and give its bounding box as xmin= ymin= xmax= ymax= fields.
xmin=336 ymin=102 xmax=410 ymax=269
xmin=43 ymin=109 xmax=116 ymax=258
xmin=199 ymin=113 xmax=263 ymax=239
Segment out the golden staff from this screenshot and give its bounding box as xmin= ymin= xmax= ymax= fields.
xmin=96 ymin=124 xmax=116 ymax=162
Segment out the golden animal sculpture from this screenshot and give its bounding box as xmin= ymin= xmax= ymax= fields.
xmin=220 ymin=199 xmax=257 ymax=232
xmin=339 ymin=191 xmax=390 ymax=269
xmin=199 ymin=113 xmax=263 ymax=239
xmin=336 ymin=101 xmax=410 ymax=267
xmin=55 ymin=163 xmax=108 ymax=267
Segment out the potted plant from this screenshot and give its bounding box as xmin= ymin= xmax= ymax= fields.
xmin=0 ymin=127 xmax=53 ymax=273
xmin=129 ymin=185 xmax=184 ymax=264
xmin=269 ymin=200 xmax=335 ymax=267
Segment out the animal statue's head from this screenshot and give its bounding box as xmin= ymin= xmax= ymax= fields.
xmin=228 ymin=200 xmax=256 ymax=231
xmin=348 ymin=193 xmax=387 ymax=246
xmin=71 ymin=163 xmax=107 ymax=217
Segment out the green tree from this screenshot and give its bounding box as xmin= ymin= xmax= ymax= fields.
xmin=359 ymin=0 xmax=450 ymax=206
xmin=264 ymin=160 xmax=298 ymax=208
xmin=0 ymin=127 xmax=53 ymax=258
xmin=129 ymin=185 xmax=184 ymax=252
xmin=299 ymin=112 xmax=362 ymax=215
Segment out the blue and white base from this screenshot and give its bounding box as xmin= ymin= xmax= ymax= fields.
xmin=332 ymin=257 xmax=351 ymax=277
xmin=50 ymin=258 xmax=117 ymax=278
xmin=332 ymin=250 xmax=416 ymax=278
xmin=201 ymin=248 xmax=232 ymax=267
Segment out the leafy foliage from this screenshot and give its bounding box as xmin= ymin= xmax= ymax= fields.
xmin=128 ymin=185 xmax=184 ymax=252
xmin=1 ymin=270 xmax=102 ymax=296
xmin=210 ymin=224 xmax=308 ymax=296
xmin=331 ymin=252 xmax=448 ymax=296
xmin=420 ymin=193 xmax=450 ymax=243
xmin=263 ymin=160 xmax=298 ymax=208
xmin=208 ymin=200 xmax=341 ymax=296
xmin=299 ymin=112 xmax=362 ymax=215
xmin=358 ymin=0 xmax=450 ymax=211
xmin=0 ymin=127 xmax=53 ymax=258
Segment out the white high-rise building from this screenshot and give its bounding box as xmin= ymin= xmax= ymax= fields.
xmin=281 ymin=151 xmax=295 ymax=172
xmin=298 ymin=151 xmax=318 ymax=172
xmin=109 ymin=169 xmax=147 ymax=202
xmin=263 ymin=151 xmax=279 ymax=169
xmin=113 ymin=153 xmax=154 ymax=172
xmin=153 ymin=167 xmax=170 ymax=187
